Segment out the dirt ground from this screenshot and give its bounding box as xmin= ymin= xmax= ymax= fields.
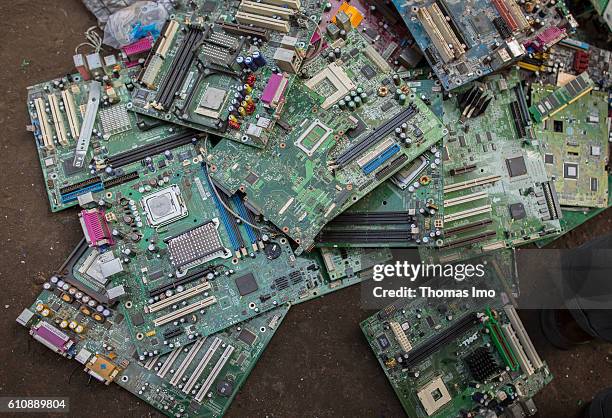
xmin=0 ymin=1 xmax=610 ymax=417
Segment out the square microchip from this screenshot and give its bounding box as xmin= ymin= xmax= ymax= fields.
xmin=544 ymin=154 xmax=554 ymax=164
xmin=564 ymin=163 xmax=579 ymax=179
xmin=142 ymin=185 xmax=188 ymax=227
xmin=167 ymin=220 xmax=230 ymax=271
xmin=200 ymin=87 xmax=226 ymax=111
xmin=238 ymin=329 xmax=257 ymax=346
xmin=506 ymin=156 xmax=528 ymax=178
xmin=235 ymin=273 xmax=259 ymax=296
xmin=360 ymin=64 xmax=376 ymax=80
xmin=509 ymin=203 xmax=526 ymax=220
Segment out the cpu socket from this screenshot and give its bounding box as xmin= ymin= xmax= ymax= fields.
xmin=142 ymin=185 xmax=188 ymax=227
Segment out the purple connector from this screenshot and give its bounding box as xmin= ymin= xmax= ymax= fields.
xmin=31 ymin=322 xmax=74 ymax=355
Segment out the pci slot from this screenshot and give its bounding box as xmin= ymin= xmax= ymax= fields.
xmin=444 ymin=175 xmax=501 ymax=194
xmin=503 ymin=305 xmax=544 ymax=369
xmin=335 ymin=105 xmax=418 ymax=167
xmin=156 ymin=347 xmax=182 ymax=378
xmin=34 ymin=98 xmax=54 ymax=150
xmin=449 ymin=164 xmax=477 ymax=176
xmin=218 ymin=21 xmax=269 ymax=40
xmin=152 ymin=296 xmax=216 ymax=326
xmin=169 ymin=338 xmax=207 ymax=386
xmin=492 ymin=0 xmax=518 ymax=32
xmin=195 ymin=344 xmax=235 ymax=402
xmin=363 ymin=144 xmax=401 ymax=175
xmin=364 ymin=44 xmax=391 ymax=72
xmin=146 ymin=282 xmax=212 ymax=313
xmin=405 ymin=313 xmax=479 ymax=368
xmin=260 ymin=0 xmax=300 ymax=9
xmin=428 ymin=4 xmax=465 ymax=56
xmin=444 ymin=191 xmax=488 ymax=207
xmin=61 ymin=90 xmax=80 ymax=140
xmin=182 ymin=337 xmax=222 ymax=394
xmin=417 ymin=6 xmax=457 ymax=63
xmin=444 ymin=205 xmax=492 ymax=222
xmin=501 ymin=324 xmax=535 ymax=375
xmin=47 ymin=94 xmax=68 ymax=146
xmin=235 ymin=11 xmax=290 ymax=33
xmin=239 ymin=1 xmax=294 ymax=19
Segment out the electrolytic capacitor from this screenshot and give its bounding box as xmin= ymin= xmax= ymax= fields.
xmin=252 ymin=51 xmax=266 ymax=67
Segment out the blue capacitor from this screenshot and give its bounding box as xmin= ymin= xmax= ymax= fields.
xmin=244 ymin=56 xmax=256 ymax=71
xmin=252 ymin=51 xmax=266 ymax=67
xmin=236 ymin=56 xmax=246 ymax=68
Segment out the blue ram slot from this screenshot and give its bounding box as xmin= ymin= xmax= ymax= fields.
xmin=232 ymin=195 xmax=257 ymax=244
xmin=363 ymin=144 xmax=401 ymax=175
xmin=60 ymin=182 xmax=104 ymax=203
xmin=201 ymin=165 xmax=240 ymax=251
xmin=559 ymin=38 xmax=590 ymax=51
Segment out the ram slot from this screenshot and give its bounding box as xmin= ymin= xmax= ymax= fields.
xmin=501 ymin=324 xmax=535 ymax=375
xmin=405 ymin=313 xmax=479 ymax=367
xmin=182 ymin=337 xmax=222 ymax=394
xmin=102 ymin=171 xmax=139 ymax=189
xmin=169 ymin=338 xmax=208 ymax=385
xmin=335 ymin=105 xmax=418 ymax=167
xmin=34 ymin=98 xmax=54 ymax=150
xmin=156 ymin=347 xmax=183 ymax=378
xmin=327 ymin=212 xmax=413 ymax=225
xmin=316 ymin=229 xmax=413 ymax=244
xmin=445 ymin=205 xmax=492 ymax=222
xmin=417 ymin=7 xmax=455 ymax=63
xmin=148 ymin=266 xmax=216 ymax=297
xmin=153 ymin=296 xmax=216 ymax=326
xmin=239 ymin=1 xmax=294 ymax=19
xmin=444 ymin=175 xmax=501 ymax=193
xmin=195 ymin=344 xmax=235 ymax=402
xmin=444 ymin=191 xmax=488 ymax=207
xmin=235 ymin=11 xmax=290 ymax=33
xmin=513 ymin=85 xmax=530 ymax=127
xmin=146 ymin=282 xmax=212 ymax=313
xmin=510 ymin=101 xmax=527 ymax=138
xmin=61 ymin=90 xmax=80 ymax=140
xmin=485 ymin=309 xmax=519 ymax=371
xmin=233 ymin=195 xmax=258 ymax=251
xmin=46 ymin=94 xmax=68 ymax=146
xmin=503 ymin=305 xmax=543 ymax=369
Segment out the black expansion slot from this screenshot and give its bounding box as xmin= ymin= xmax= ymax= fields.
xmin=316 ymin=230 xmax=412 ymax=244
xmin=542 ymin=181 xmax=562 ymax=220
xmin=435 ymin=0 xmax=469 ymax=47
xmin=510 ymin=101 xmax=527 ymax=138
xmin=149 ymin=266 xmax=216 ymax=298
xmin=404 ymin=313 xmax=479 ymax=367
xmin=103 ymin=171 xmax=139 ymax=189
xmin=445 ymin=219 xmax=493 ymax=235
xmin=513 ymin=85 xmax=530 ymax=126
xmin=441 ymin=230 xmax=497 ymax=249
xmin=375 ymin=154 xmax=409 ymax=181
xmin=107 ymin=130 xmax=199 ymax=168
xmin=163 ymin=327 xmax=184 ymax=339
xmin=218 ymin=21 xmax=269 ymax=40
xmin=335 ymin=105 xmax=418 ymax=167
xmin=326 ymin=212 xmax=414 ymax=225
xmin=60 ymin=176 xmax=102 ymax=195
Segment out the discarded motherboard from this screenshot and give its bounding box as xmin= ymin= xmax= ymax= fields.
xmin=207 ymin=28 xmax=445 ymax=253
xmin=392 ymin=0 xmax=577 ymax=90
xmin=361 ymin=298 xmax=552 ymax=417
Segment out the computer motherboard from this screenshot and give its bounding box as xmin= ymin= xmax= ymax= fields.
xmin=15 ymin=0 xmax=612 ymax=416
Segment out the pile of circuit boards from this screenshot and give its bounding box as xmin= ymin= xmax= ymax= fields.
xmin=17 ymin=0 xmax=610 ymax=416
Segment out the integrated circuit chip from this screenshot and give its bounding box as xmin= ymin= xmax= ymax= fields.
xmin=563 ymin=162 xmax=579 ymax=179
xmin=506 ymin=156 xmax=528 ymax=178
xmin=360 ymin=64 xmax=376 ymax=80
xmin=509 ymin=203 xmax=527 ymax=220
xmin=237 ymin=328 xmax=257 ymax=346
xmin=166 ymin=219 xmax=231 ymax=271
xmin=235 ymin=273 xmax=259 ymax=296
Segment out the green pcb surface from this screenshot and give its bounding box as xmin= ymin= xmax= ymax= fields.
xmin=361 ymin=296 xmax=552 ymax=417
xmin=208 ymin=29 xmax=445 ymax=253
xmin=27 ymin=65 xmax=190 ymax=212
xmin=532 ymin=87 xmax=609 ymax=208
xmin=422 ymin=72 xmax=562 ymax=264
xmin=130 ymin=1 xmax=323 ymax=148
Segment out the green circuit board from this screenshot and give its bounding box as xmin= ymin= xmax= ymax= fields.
xmin=422 ymin=71 xmax=562 ymax=264
xmin=208 ymin=28 xmax=445 ymax=253
xmin=532 ymin=87 xmax=609 ymax=208
xmin=26 ymin=64 xmax=193 ymax=212
xmin=130 ymin=0 xmax=323 ymax=148
xmin=316 ymin=79 xmax=445 ymax=247
xmin=17 ymin=289 xmax=289 ymax=417
xmin=536 ymin=174 xmax=612 ymax=248
xmin=361 ymin=298 xmax=552 ymax=418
